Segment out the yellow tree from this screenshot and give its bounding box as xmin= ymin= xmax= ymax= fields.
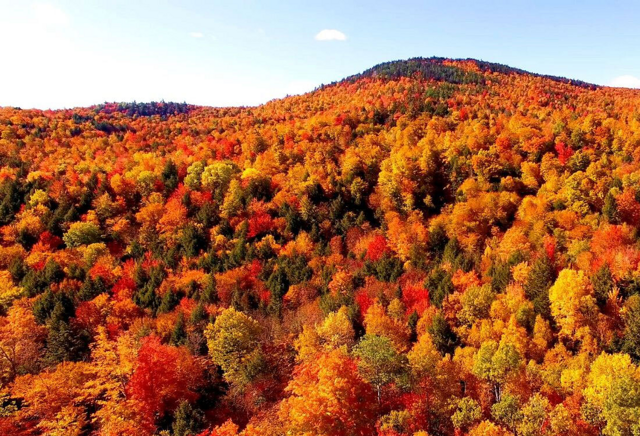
xmin=548 ymin=269 xmax=597 ymax=341
xmin=205 ymin=307 xmax=263 ymax=387
xmin=84 ymin=327 xmax=144 ymax=436
xmin=0 ymin=271 xmax=23 ymax=311
xmin=582 ymin=352 xmax=640 ymax=436
xmin=407 ymin=332 xmax=441 ymax=379
xmin=315 ymin=305 xmax=355 ymax=350
xmin=364 ymin=300 xmax=410 ymax=352
xmin=11 ymin=362 xmax=93 ymax=435
xmin=278 ymin=348 xmax=377 ymax=436
xmin=0 ymin=304 xmax=46 ymax=381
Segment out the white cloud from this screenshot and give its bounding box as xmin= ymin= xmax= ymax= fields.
xmin=609 ymin=75 xmax=640 ymax=88
xmin=189 ymin=32 xmax=204 ymax=38
xmin=32 ymin=2 xmax=69 ymax=26
xmin=315 ymin=29 xmax=347 ymax=41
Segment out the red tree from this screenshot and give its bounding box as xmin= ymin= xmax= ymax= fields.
xmin=126 ymin=336 xmax=204 ymax=424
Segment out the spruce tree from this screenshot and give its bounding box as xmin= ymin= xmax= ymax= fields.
xmin=170 ymin=312 xmax=187 ymax=346
xmin=172 ymin=400 xmax=203 ymax=436
xmin=524 ymin=255 xmax=555 ymax=319
xmin=592 ymin=264 xmax=614 ymax=307
xmin=603 ymin=191 xmax=620 ymax=224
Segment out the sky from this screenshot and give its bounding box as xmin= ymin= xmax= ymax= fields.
xmin=1 ymin=0 xmax=640 ymax=109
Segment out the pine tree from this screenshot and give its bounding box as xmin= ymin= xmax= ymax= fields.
xmin=592 ymin=264 xmax=614 ymax=307
xmin=524 ymin=255 xmax=555 ymax=318
xmin=190 ymin=303 xmax=206 ymax=325
xmin=162 ymin=159 xmax=179 ymax=195
xmin=172 ymin=400 xmax=203 ymax=436
xmin=201 ymin=275 xmax=218 ymax=304
xmin=181 ymin=224 xmax=207 ymax=258
xmin=158 ymin=289 xmax=180 ymax=314
xmin=44 ymin=301 xmax=87 ymax=364
xmin=603 ymin=191 xmax=620 ymax=224
xmin=428 ymin=313 xmax=459 ymax=356
xmin=266 ymin=266 xmax=289 ymax=315
xmin=171 ymin=313 xmax=187 ymax=346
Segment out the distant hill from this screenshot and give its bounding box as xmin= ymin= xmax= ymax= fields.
xmin=341 ymin=56 xmax=598 ymax=88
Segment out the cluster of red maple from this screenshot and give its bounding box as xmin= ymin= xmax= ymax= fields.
xmin=0 ymin=58 xmax=639 ymax=435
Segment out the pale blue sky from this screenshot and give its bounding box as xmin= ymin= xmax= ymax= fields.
xmin=1 ymin=0 xmax=639 ymax=109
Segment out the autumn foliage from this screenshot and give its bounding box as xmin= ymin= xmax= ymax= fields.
xmin=1 ymin=57 xmax=640 ymax=435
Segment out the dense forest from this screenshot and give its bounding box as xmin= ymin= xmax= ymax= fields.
xmin=1 ymin=57 xmax=640 ymax=435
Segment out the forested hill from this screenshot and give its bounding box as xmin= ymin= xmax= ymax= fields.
xmin=341 ymin=57 xmax=598 ymax=88
xmin=1 ymin=58 xmax=640 ymax=436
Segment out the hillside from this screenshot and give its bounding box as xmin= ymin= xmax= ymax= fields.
xmin=1 ymin=58 xmax=640 ymax=435
xmin=342 ymin=56 xmax=599 ymax=88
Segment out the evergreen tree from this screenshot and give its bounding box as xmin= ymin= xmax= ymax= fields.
xmin=408 ymin=310 xmax=419 ymax=343
xmin=134 ymin=265 xmax=165 ymax=312
xmin=21 ymin=269 xmax=47 ymax=298
xmin=603 ymin=191 xmax=620 ymax=224
xmin=170 ymin=312 xmax=187 ymax=346
xmin=425 ymin=268 xmax=454 ymax=309
xmin=33 ymin=290 xmax=74 ymax=324
xmin=45 ymin=317 xmax=75 ymax=364
xmin=172 ymin=400 xmax=203 ymax=436
xmin=0 ymin=181 xmax=22 ymax=226
xmin=428 ymin=313 xmax=459 ymax=356
xmin=489 ymin=261 xmax=512 ymax=293
xmin=524 ymin=255 xmax=555 ymax=318
xmin=63 ymin=206 xmax=80 ymax=225
xmin=43 ymin=259 xmax=64 ymax=284
xmin=162 ymin=159 xmax=179 ymax=195
xmin=201 ymin=274 xmax=218 ymax=304
xmin=190 ymin=303 xmax=207 ymax=325
xmin=8 ymin=257 xmax=26 ymax=282
xmin=181 ymin=224 xmax=207 ymax=258
xmin=592 ymin=264 xmax=614 ymax=307
xmin=44 ymin=301 xmax=87 ymax=364
xmin=158 ymin=289 xmax=180 ymax=314
xmin=266 ymin=266 xmax=289 ymax=315
xmin=78 ymin=277 xmax=107 ymax=302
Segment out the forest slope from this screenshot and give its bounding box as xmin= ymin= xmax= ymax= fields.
xmin=1 ymin=58 xmax=640 ymax=435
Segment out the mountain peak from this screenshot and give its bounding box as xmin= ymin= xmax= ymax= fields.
xmin=341 ymin=56 xmax=598 ymax=89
